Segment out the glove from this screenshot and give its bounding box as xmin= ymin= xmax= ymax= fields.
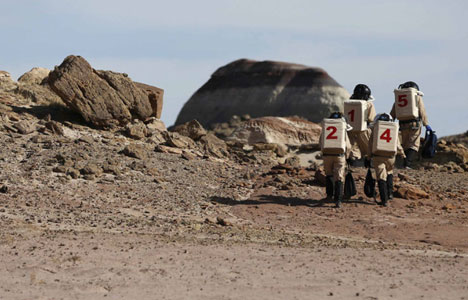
xmin=364 ymin=157 xmax=371 ymax=168
xmin=426 ymin=125 xmax=432 ymax=131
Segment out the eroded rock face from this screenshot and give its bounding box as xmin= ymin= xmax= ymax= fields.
xmin=228 ymin=116 xmax=322 ymax=147
xmin=175 ymin=59 xmax=350 ymax=127
xmin=0 ymin=71 xmax=17 ymax=92
xmin=18 ymin=67 xmax=50 ymax=85
xmin=134 ymin=82 xmax=164 ymax=119
xmin=48 ymin=55 xmax=163 ymax=127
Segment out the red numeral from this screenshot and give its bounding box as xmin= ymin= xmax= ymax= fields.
xmin=380 ymin=129 xmax=392 ymax=143
xmin=326 ymin=126 xmax=338 ymax=139
xmin=348 ymin=109 xmax=355 ymax=122
xmin=398 ymin=94 xmax=408 ymax=107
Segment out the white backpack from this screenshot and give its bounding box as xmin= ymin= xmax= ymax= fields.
xmin=372 ymin=121 xmax=399 ymax=157
xmin=393 ymin=88 xmax=419 ymax=120
xmin=321 ymin=118 xmax=346 ymax=155
xmin=344 ymin=100 xmax=367 ymax=131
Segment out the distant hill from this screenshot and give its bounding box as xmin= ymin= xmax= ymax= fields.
xmin=175 ymin=59 xmax=350 ymax=128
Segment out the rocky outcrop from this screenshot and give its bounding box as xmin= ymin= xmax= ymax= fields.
xmin=441 ymin=131 xmax=468 ymax=148
xmin=228 ymin=116 xmax=321 ymax=147
xmin=48 ymin=55 xmax=163 ymax=127
xmin=175 ymin=59 xmax=350 ymax=128
xmin=0 ymin=69 xmax=64 ymax=106
xmin=430 ymin=140 xmax=468 ymax=165
xmin=18 ymin=67 xmax=50 ymax=85
xmin=134 ymin=82 xmax=164 ymax=119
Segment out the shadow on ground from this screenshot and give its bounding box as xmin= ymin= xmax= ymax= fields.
xmin=10 ymin=104 xmax=86 ymax=125
xmin=211 ymin=195 xmax=376 ymax=208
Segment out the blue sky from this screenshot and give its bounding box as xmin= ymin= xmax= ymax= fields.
xmin=2 ymin=0 xmax=467 ymax=136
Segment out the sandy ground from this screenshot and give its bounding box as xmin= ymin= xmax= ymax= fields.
xmin=1 ymin=231 xmax=467 ymax=300
xmin=1 ymin=164 xmax=467 ymax=300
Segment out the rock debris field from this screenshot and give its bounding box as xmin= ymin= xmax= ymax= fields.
xmin=1 ymin=61 xmax=468 ymax=299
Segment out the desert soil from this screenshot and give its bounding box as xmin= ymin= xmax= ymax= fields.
xmin=0 ymin=109 xmax=467 ymax=299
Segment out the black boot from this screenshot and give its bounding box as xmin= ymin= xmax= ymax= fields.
xmin=403 ymin=149 xmax=409 ymax=168
xmin=404 ymin=149 xmax=417 ymax=169
xmin=325 ymin=176 xmax=334 ymax=200
xmin=378 ymin=180 xmax=388 ymax=206
xmin=387 ymin=174 xmax=393 ymax=200
xmin=334 ymin=181 xmax=343 ymax=208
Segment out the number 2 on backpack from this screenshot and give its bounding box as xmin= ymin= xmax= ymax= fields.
xmin=326 ymin=126 xmax=338 ymax=139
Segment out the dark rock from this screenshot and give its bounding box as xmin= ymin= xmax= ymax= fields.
xmin=48 ymin=55 xmax=163 ymax=127
xmin=0 ymin=185 xmax=9 ymax=193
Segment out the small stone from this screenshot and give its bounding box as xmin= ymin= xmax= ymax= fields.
xmin=0 ymin=186 xmax=8 ymax=193
xmin=78 ymin=135 xmax=94 ymax=144
xmin=66 ymin=168 xmax=80 ymax=179
xmin=13 ymin=121 xmax=36 ymax=135
xmin=121 ymin=144 xmax=148 ymax=160
xmin=125 ymin=122 xmax=147 ymax=140
xmin=80 ymin=164 xmax=103 ymax=176
xmin=181 ymin=151 xmax=195 ymax=161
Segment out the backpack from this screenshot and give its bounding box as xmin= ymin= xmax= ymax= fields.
xmin=422 ymin=129 xmax=437 ymax=159
xmin=344 ymin=171 xmax=357 ymax=199
xmin=364 ymin=169 xmax=376 ymax=198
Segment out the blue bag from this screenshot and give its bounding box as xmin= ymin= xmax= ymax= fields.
xmin=421 ymin=129 xmax=437 ymax=159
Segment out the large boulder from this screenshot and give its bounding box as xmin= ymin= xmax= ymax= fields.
xmin=175 ymin=59 xmax=350 ymax=128
xmin=48 ymin=55 xmax=163 ymax=127
xmin=228 ymin=116 xmax=321 ymax=147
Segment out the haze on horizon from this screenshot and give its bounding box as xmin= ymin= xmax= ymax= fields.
xmin=2 ymin=0 xmax=467 ymax=136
